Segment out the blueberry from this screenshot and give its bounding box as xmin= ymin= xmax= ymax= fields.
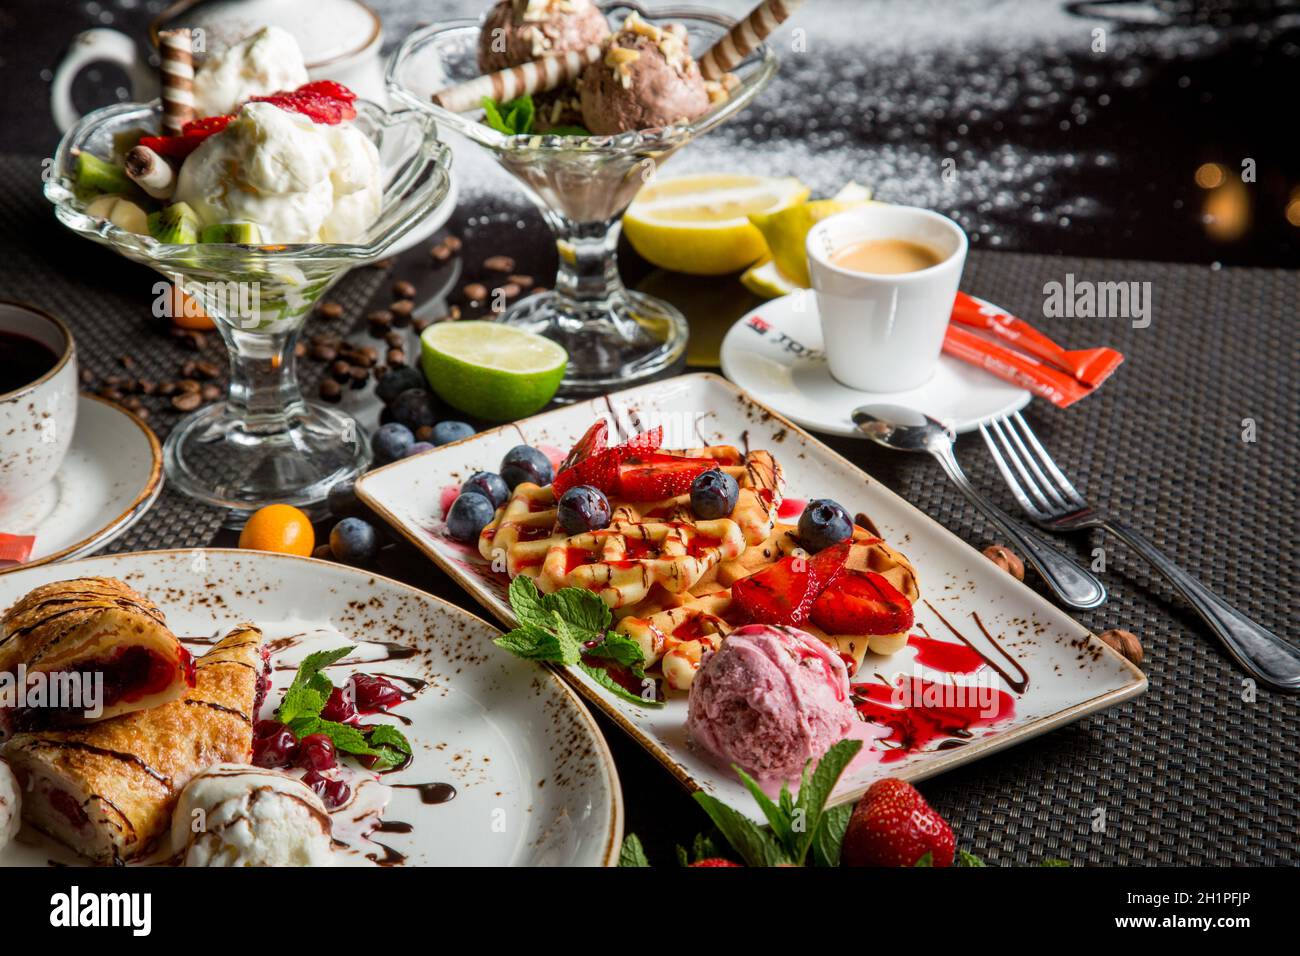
xmin=690 ymin=469 xmax=740 ymax=520
xmin=329 ymin=517 xmax=379 ymax=563
xmin=798 ymin=498 xmax=854 ymax=551
xmin=404 ymin=441 xmax=435 ymax=458
xmin=557 ymin=485 xmax=611 ymax=535
xmin=446 ymin=492 xmax=495 ymax=543
xmin=432 ymin=420 xmax=475 ymax=446
xmin=327 ymin=479 xmax=363 ymax=519
xmin=500 ymin=444 xmax=554 ymax=489
xmin=372 ymin=422 xmax=414 ymax=464
xmin=375 ymin=366 xmax=427 ymax=404
xmin=462 ymin=471 xmax=509 ymax=508
xmin=389 ymin=388 xmax=439 ymax=431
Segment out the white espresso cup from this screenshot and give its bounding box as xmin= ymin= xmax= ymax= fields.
xmin=0 ymin=302 xmax=78 ymax=525
xmin=806 ymin=205 xmax=968 ymax=393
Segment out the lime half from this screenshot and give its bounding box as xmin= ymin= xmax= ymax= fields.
xmin=420 ymin=321 xmax=567 ymax=423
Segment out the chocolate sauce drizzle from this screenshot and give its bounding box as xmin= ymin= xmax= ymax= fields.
xmin=393 ymin=781 xmax=457 ymax=804
xmin=923 ymin=600 xmax=1030 ymax=694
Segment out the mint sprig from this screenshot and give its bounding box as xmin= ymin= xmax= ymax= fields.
xmin=496 ymin=577 xmax=662 ymax=707
xmin=274 ymin=645 xmax=414 ymax=771
xmin=482 ymin=94 xmax=535 ymax=135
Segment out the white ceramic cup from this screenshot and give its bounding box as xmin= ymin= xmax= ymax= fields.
xmin=806 ymin=205 xmax=968 ymax=393
xmin=0 ymin=302 xmax=78 ymax=525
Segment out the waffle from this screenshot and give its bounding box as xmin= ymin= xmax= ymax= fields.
xmin=479 ymin=447 xmax=783 ymax=609
xmin=614 ymin=521 xmax=921 ymax=689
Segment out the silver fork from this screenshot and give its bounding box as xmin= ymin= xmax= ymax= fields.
xmin=980 ymin=411 xmax=1300 ymax=692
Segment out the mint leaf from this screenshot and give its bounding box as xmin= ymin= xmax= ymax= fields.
xmin=291 ymin=647 xmax=352 ymax=693
xmin=481 ymin=96 xmax=509 ymax=133
xmin=276 ymin=682 xmax=326 ymax=725
xmin=734 ymin=766 xmax=794 ymax=850
xmin=578 ymin=660 xmax=663 ymax=707
xmin=618 ymin=834 xmax=650 ymax=867
xmin=811 ymin=802 xmax=853 ymax=868
xmin=364 ymin=724 xmax=413 ymax=771
xmin=506 ymin=94 xmax=534 ymax=135
xmin=956 ymin=849 xmax=987 ymax=867
xmin=545 ymin=124 xmax=590 ymax=136
xmin=692 ymin=792 xmax=791 ymax=867
xmin=481 ymin=94 xmax=535 ymax=135
xmin=583 ymin=630 xmax=646 ymax=674
xmin=914 ymin=851 xmax=934 ymax=867
xmin=508 ymin=575 xmax=548 ymax=628
xmin=792 ymin=739 xmax=862 ymax=862
xmin=692 ymin=832 xmax=724 ymax=863
xmin=1041 ymin=857 xmax=1070 ymax=867
xmin=543 ymin=587 xmax=611 ymax=636
xmin=495 ymin=624 xmax=579 ymax=663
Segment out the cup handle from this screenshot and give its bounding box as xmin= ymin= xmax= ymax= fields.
xmin=51 ymin=29 xmax=158 ymax=132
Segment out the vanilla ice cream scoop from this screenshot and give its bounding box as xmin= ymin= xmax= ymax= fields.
xmin=193 ymin=26 xmax=310 ymax=118
xmin=173 ymin=764 xmax=335 ymax=867
xmin=174 ymin=101 xmax=382 ymax=244
xmin=0 ymin=758 xmax=21 ymax=852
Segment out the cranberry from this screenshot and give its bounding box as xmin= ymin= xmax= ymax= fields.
xmin=321 ymin=685 xmax=359 ymax=724
xmin=252 ymin=720 xmax=298 ymax=768
xmin=303 ymin=769 xmax=351 ymax=809
xmin=296 ymin=732 xmax=338 ymax=772
xmin=350 ymin=674 xmax=405 ymax=713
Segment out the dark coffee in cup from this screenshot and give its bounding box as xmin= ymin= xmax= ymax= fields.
xmin=0 ymin=330 xmax=59 ymax=395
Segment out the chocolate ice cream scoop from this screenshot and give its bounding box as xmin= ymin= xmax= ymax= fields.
xmin=578 ymin=13 xmax=713 ymax=135
xmin=477 ymin=0 xmax=612 ymax=73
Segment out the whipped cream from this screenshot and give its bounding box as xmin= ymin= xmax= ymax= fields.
xmin=192 ymin=26 xmax=310 ymax=119
xmin=172 ymin=764 xmax=335 ymax=867
xmin=0 ymin=758 xmax=20 ymax=852
xmin=174 ymin=101 xmax=382 ymax=244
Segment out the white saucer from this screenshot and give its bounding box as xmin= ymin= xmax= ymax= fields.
xmin=383 ymin=172 xmax=459 ymax=257
xmin=719 ymin=292 xmax=1032 ymax=436
xmin=0 ymin=394 xmax=163 ymax=572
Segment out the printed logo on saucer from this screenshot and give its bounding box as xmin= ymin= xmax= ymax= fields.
xmin=748 ymin=317 xmax=823 ymax=360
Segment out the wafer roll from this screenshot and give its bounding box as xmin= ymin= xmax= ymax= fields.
xmin=432 ymin=42 xmax=604 ymax=114
xmin=159 ymin=28 xmax=195 ymax=134
xmin=699 ymin=0 xmax=807 ymax=81
xmin=124 ymin=145 xmax=176 ymax=199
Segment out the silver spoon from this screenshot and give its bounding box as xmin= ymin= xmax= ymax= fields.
xmin=852 ymin=405 xmax=1107 ymax=610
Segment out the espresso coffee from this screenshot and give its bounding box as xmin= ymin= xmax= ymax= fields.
xmin=0 ymin=330 xmax=59 ymax=395
xmin=831 ymin=238 xmax=943 ymax=275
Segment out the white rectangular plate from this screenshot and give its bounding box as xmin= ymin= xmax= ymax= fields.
xmin=357 ymin=373 xmax=1145 ymax=820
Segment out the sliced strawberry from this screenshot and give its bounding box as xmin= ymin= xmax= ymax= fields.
xmin=558 ymin=420 xmax=608 ymax=474
xmin=731 ymin=542 xmax=849 ymax=627
xmin=811 ymin=569 xmax=914 ymax=636
xmin=617 ymin=454 xmax=712 ymax=502
xmin=250 ymin=88 xmax=357 ymax=123
xmin=841 ymin=777 xmax=954 ymax=867
xmin=139 ymin=114 xmax=233 ymax=159
xmin=689 ymin=858 xmax=742 ymax=867
xmin=553 ymin=424 xmax=665 ymax=497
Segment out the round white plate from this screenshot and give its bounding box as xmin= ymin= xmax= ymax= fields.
xmin=1 ymin=394 xmax=163 ymax=573
xmin=720 ymin=293 xmax=1032 ymax=436
xmin=0 ymin=549 xmax=622 ymax=866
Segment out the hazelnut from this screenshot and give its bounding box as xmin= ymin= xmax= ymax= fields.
xmin=1098 ymin=628 xmax=1143 ymax=665
xmin=982 ymin=544 xmax=1024 ymax=581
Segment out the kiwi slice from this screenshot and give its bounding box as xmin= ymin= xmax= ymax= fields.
xmin=148 ymin=202 xmax=200 ymax=244
xmin=74 ymin=150 xmax=131 ymax=194
xmin=199 ymin=222 xmax=262 ymax=244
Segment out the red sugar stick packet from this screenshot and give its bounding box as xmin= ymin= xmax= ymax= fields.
xmin=943 ymin=325 xmax=1094 ymax=408
xmin=0 ymin=533 xmax=36 ymax=565
xmin=951 ymin=292 xmax=1124 ymax=388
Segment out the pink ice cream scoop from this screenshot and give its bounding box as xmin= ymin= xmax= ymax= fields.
xmin=687 ymin=625 xmax=855 ymax=781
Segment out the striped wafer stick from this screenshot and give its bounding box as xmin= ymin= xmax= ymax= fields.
xmin=125 ymin=145 xmax=176 ymax=199
xmin=699 ymin=0 xmax=807 ymax=81
xmin=159 ymin=28 xmax=195 ymax=134
xmin=432 ymin=42 xmax=604 ymax=114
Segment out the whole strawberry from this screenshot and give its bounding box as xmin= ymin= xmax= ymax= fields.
xmin=689 ymin=858 xmax=742 ymax=867
xmin=841 ymin=778 xmax=955 ymax=867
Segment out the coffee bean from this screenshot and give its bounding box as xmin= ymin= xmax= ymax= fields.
xmin=178 ymin=378 xmax=201 ymax=393
xmin=309 ymin=344 xmax=338 ymax=362
xmin=414 ymin=425 xmax=435 ymax=443
xmin=430 ymin=243 xmax=452 ymax=262
xmin=386 ymin=349 xmax=407 ymax=367
xmin=122 ymin=396 xmax=144 ymax=411
xmin=385 ymin=331 xmax=405 ymax=349
xmin=180 ymin=360 xmax=197 ymax=378
xmin=316 ymin=300 xmax=344 ymax=320
xmin=367 ymin=310 xmax=393 ymax=336
xmin=448 ymin=305 xmax=462 ymax=320
xmin=201 ymin=383 xmax=223 ymax=402
xmin=463 ymin=283 xmax=488 ymax=302
xmin=331 ymin=360 xmax=352 ymax=382
xmin=508 ymin=274 xmax=534 ymax=290
xmin=393 ymin=279 xmax=416 ymax=299
xmin=444 ymin=235 xmax=463 ymax=252
xmin=79 ymin=368 xmax=96 ymax=386
xmin=171 ymin=391 xmax=202 ymax=411
xmin=390 ymin=299 xmax=414 ymax=318
xmin=483 ymin=255 xmax=515 ymax=273
xmin=313 ymin=544 xmax=333 ymax=560
xmin=349 ymin=366 xmax=369 ymax=389
xmin=319 ymin=379 xmax=342 ymax=402
xmin=137 ymin=379 xmax=157 ymax=396
xmin=98 ymin=387 xmax=123 ymax=402
xmin=194 ymin=360 xmax=220 ymax=380
xmin=371 ymin=257 xmax=395 ymax=270
xmin=411 ymin=317 xmax=431 ymax=333
xmin=133 ymin=406 xmax=150 ymax=421
xmin=158 ymin=381 xmax=179 ymax=397
xmin=180 ymin=331 xmax=206 ymax=352
xmin=497 ymin=282 xmax=521 ymax=300
xmin=119 ymin=354 xmax=137 ymax=370
xmin=105 ymin=374 xmax=128 ymax=389
xmin=294 ymin=342 xmax=307 ymax=359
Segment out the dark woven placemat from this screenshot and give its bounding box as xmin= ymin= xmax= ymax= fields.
xmin=0 ymin=154 xmax=390 ymax=548
xmin=4 ymin=153 xmax=1295 ymax=865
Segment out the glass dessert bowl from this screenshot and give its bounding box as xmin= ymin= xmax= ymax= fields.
xmin=46 ymin=100 xmax=452 ymax=514
xmin=387 ymin=3 xmax=777 ymax=398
